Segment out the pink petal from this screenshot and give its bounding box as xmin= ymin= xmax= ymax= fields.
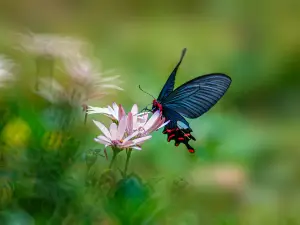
xmin=93 ymin=120 xmax=112 ymax=139
xmin=127 ymin=112 xmax=133 ymax=135
xmin=109 ymin=123 xmax=118 ymax=140
xmin=146 ymin=117 xmax=165 ymax=134
xmin=137 ymin=113 xmax=149 ymax=126
xmin=116 ymin=116 xmax=127 ymax=140
xmin=144 ymin=111 xmax=160 ymax=131
xmin=122 ymin=140 xmax=134 ymax=148
xmin=118 ymin=104 xmax=126 ymax=122
xmin=157 ymin=120 xmax=170 ymax=130
xmin=132 ymin=135 xmax=152 ymax=144
xmin=131 ymin=104 xmax=138 ymax=127
xmin=132 ymin=146 xmax=142 ymax=150
xmin=123 ymin=131 xmax=139 ymax=143
xmin=131 ymin=104 xmax=138 ymax=115
xmin=94 ymin=135 xmax=111 ymax=145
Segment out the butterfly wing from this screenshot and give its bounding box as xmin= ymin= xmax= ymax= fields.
xmin=162 ymin=73 xmax=231 ymax=118
xmin=157 ymin=48 xmax=187 ymax=101
xmin=162 ymin=106 xmax=190 ymax=129
xmin=162 ymin=107 xmax=196 ymax=153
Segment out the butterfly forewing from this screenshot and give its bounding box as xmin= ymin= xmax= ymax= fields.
xmin=162 ymin=74 xmax=231 ymax=119
xmin=157 ymin=48 xmax=187 ymax=101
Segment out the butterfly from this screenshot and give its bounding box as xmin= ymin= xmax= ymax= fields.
xmin=147 ymin=48 xmax=232 ymax=153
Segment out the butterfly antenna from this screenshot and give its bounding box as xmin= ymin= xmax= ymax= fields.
xmin=138 ymin=85 xmax=156 ymax=99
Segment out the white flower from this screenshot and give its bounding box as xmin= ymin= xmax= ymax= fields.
xmin=0 ymin=55 xmax=15 ymax=87
xmin=93 ymin=118 xmax=152 ymax=150
xmin=87 ymin=102 xmax=125 ymax=121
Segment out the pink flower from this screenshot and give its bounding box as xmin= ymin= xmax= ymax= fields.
xmin=88 ymin=103 xmax=169 ymax=136
xmin=127 ymin=110 xmax=169 ymax=136
xmin=93 ymin=117 xmax=152 ymax=150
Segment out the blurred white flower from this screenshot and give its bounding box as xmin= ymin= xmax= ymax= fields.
xmin=0 ymin=55 xmax=15 ymax=87
xmin=35 ymin=77 xmax=67 ymax=104
xmin=36 ymin=77 xmax=115 ymax=106
xmin=93 ymin=118 xmax=152 ymax=151
xmin=63 ymin=55 xmax=122 ymax=90
xmin=88 ymin=103 xmax=169 ymax=136
xmin=20 ymin=32 xmax=123 ymax=104
xmin=18 ymin=32 xmax=88 ymax=59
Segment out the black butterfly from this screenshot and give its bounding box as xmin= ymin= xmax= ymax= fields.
xmin=150 ymin=48 xmax=232 ymax=153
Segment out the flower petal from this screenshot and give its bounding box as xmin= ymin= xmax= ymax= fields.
xmin=132 ymin=146 xmax=142 ymax=150
xmin=127 ymin=112 xmax=133 ymax=135
xmin=157 ymin=120 xmax=170 ymax=130
xmin=137 ymin=113 xmax=149 ymax=127
xmin=98 ymin=75 xmax=120 ymax=83
xmin=108 ymin=105 xmax=117 ymax=120
xmin=131 ymin=104 xmax=138 ymax=115
xmin=143 ymin=111 xmax=160 ymax=131
xmin=116 ymin=116 xmax=127 ymax=140
xmin=100 ymin=84 xmax=123 ymax=90
xmin=93 ymin=120 xmax=111 ymax=139
xmin=123 ymin=131 xmax=139 ymax=143
xmin=87 ymin=106 xmax=111 ymax=115
xmin=112 ymin=102 xmax=119 ymax=118
xmin=132 ymin=135 xmax=152 ymax=144
xmin=94 ymin=135 xmax=111 ymax=145
xmin=118 ymin=104 xmax=126 ymax=122
xmin=109 ymin=123 xmax=118 ymax=140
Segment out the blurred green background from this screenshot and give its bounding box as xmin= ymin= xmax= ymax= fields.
xmin=0 ymin=0 xmax=300 ymax=224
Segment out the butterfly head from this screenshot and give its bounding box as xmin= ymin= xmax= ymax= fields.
xmin=152 ymin=99 xmax=163 ymax=113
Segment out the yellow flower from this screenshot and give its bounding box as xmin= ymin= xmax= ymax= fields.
xmin=1 ymin=118 xmax=31 ymax=148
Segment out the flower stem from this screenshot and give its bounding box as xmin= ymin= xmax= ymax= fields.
xmin=124 ymin=149 xmax=132 ymax=177
xmin=84 ymin=111 xmax=88 ymax=125
xmin=109 ymin=150 xmax=118 ymax=169
xmin=82 ymin=104 xmax=88 ymax=125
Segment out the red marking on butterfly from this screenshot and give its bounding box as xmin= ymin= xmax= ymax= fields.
xmin=152 ymin=99 xmax=163 ymax=112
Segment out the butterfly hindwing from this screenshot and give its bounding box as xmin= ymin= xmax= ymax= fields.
xmin=157 ymin=48 xmax=187 ymax=101
xmin=162 ymin=107 xmax=190 ymax=130
xmin=162 ymin=74 xmax=231 ymax=119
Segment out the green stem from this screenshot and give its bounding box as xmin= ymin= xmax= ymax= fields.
xmin=124 ymin=149 xmax=132 ymax=177
xmin=84 ymin=111 xmax=88 ymax=125
xmin=109 ymin=150 xmax=118 ymax=169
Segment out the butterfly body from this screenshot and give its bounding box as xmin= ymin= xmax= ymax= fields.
xmin=151 ymin=48 xmax=232 ymax=153
xmin=152 ymin=99 xmax=163 ymax=112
